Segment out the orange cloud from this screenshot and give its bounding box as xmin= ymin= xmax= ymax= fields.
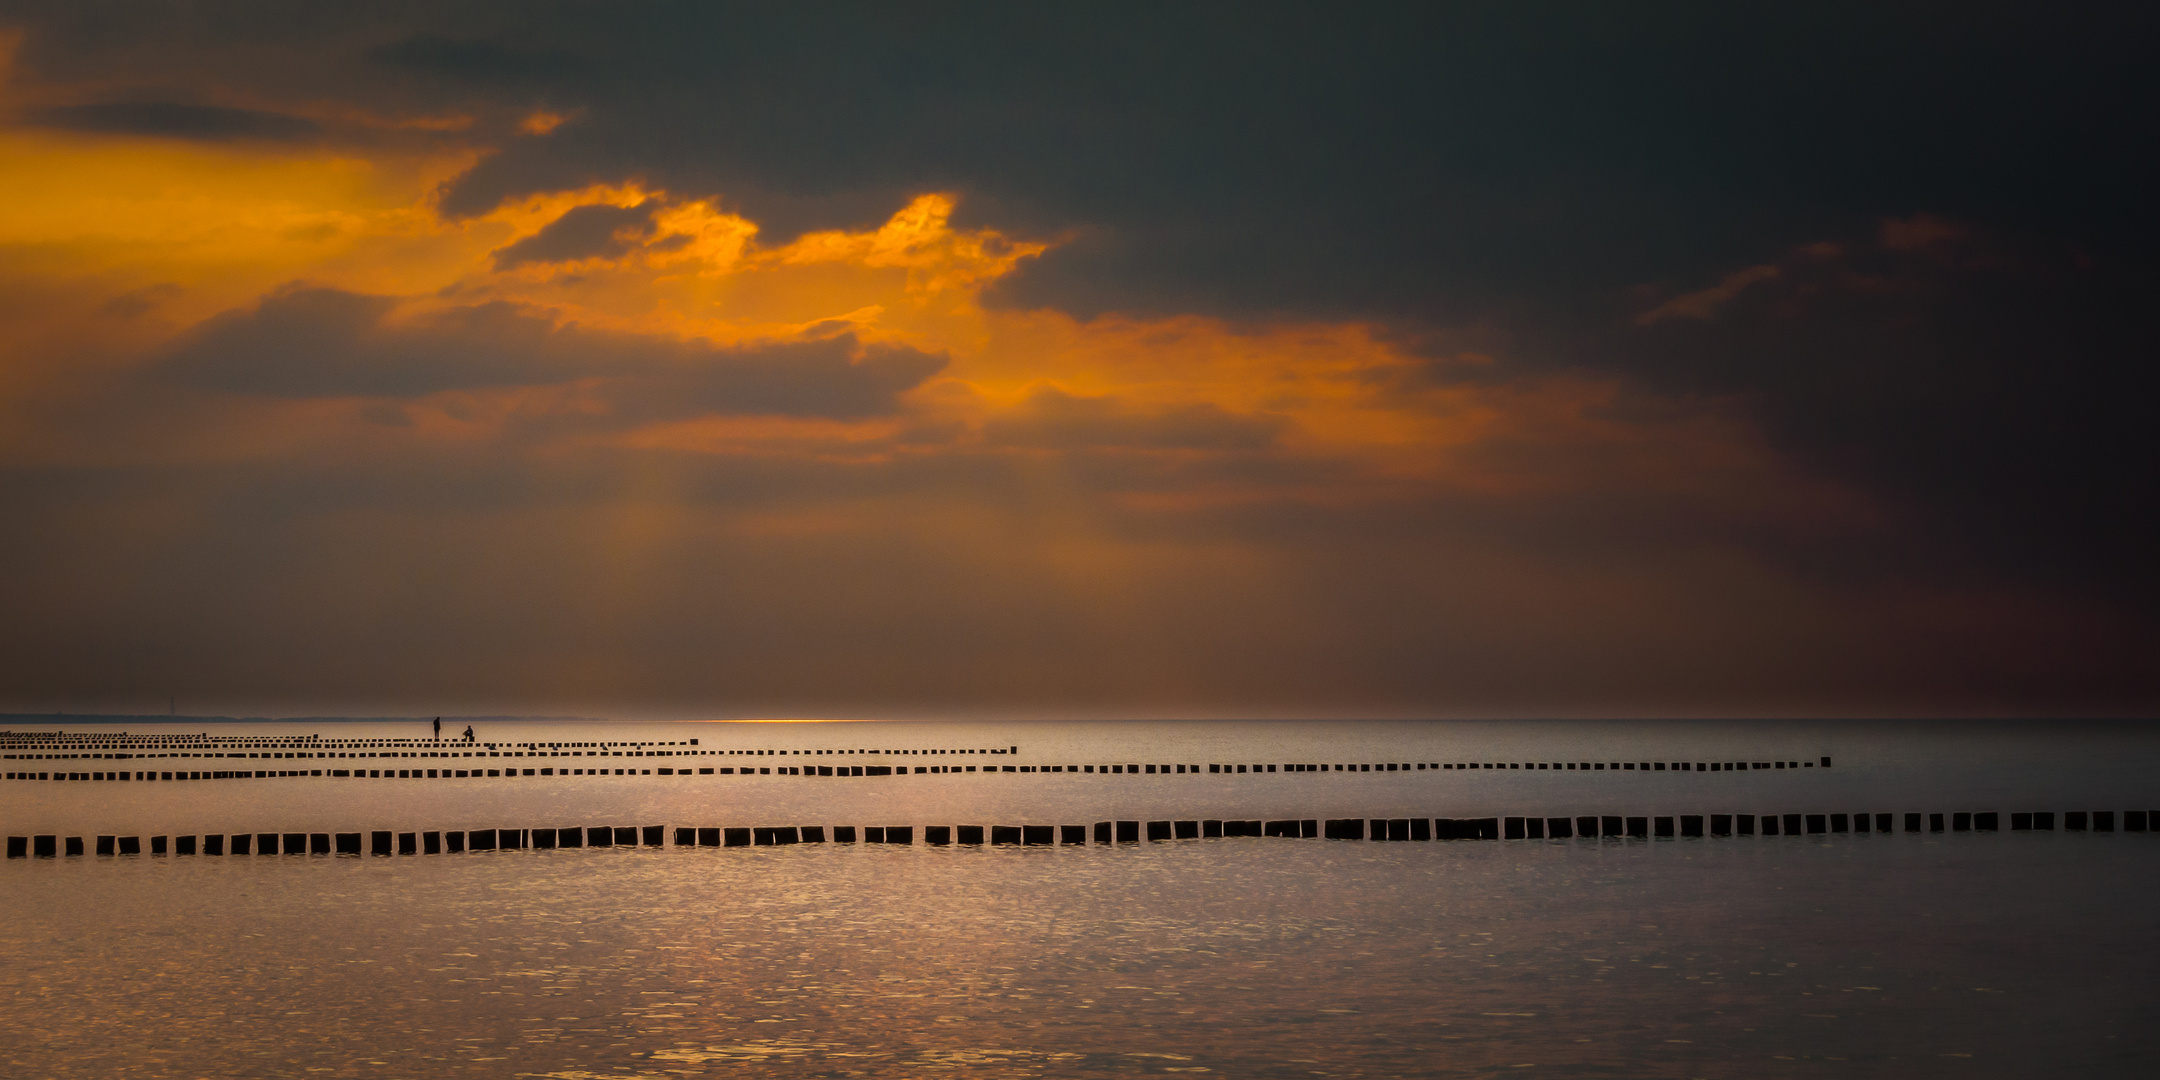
xmin=3 ymin=111 xmax=1959 ymax=717
xmin=0 ymin=111 xmax=1833 ymax=520
xmin=517 ymin=110 xmax=570 ymax=136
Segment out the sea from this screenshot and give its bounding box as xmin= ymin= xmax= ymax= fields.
xmin=2 ymin=717 xmax=2155 ymax=1078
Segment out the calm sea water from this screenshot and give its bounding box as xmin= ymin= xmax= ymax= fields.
xmin=3 ymin=719 xmax=2156 ymax=1078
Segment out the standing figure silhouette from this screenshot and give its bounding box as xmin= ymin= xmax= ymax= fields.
xmin=433 ymin=716 xmax=441 ymax=741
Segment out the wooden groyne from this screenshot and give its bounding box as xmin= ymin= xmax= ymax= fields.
xmin=9 ymin=808 xmax=2152 ymax=859
xmin=3 ymin=726 xmax=1843 ymax=785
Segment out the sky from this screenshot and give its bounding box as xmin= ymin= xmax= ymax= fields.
xmin=0 ymin=3 xmax=2154 ymax=720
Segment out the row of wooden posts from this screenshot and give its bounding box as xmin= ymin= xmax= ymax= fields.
xmin=7 ymin=808 xmax=2154 ymax=858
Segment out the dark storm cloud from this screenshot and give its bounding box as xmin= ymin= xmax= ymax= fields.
xmin=3 ymin=1 xmax=2158 ymax=711
xmin=334 ymin=5 xmax=2157 ymax=304
xmin=158 ymin=285 xmax=944 ymax=417
xmin=367 ymin=33 xmax=586 ymax=86
xmin=23 ymin=101 xmax=321 ymax=141
xmin=11 ymin=4 xmax=2156 ymax=269
xmin=302 ymin=0 xmax=2156 ymax=615
xmin=491 ymin=200 xmax=658 ymax=268
xmin=1611 ymin=221 xmax=2160 ymax=598
xmin=12 ymin=5 xmax=2153 ymax=306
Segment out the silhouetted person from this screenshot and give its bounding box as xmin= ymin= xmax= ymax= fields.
xmin=433 ymin=717 xmax=441 ymax=741
xmin=463 ymin=724 xmax=474 ymax=742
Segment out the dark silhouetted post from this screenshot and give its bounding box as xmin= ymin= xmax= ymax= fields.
xmin=1324 ymin=818 xmax=1364 ymax=840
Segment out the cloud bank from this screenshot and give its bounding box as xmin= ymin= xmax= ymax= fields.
xmin=0 ymin=3 xmax=2153 ymax=717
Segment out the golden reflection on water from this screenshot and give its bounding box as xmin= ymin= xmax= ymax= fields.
xmin=0 ymin=837 xmax=2156 ymax=1078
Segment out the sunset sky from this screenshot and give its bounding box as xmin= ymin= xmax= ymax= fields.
xmin=1 ymin=4 xmax=2154 ymax=719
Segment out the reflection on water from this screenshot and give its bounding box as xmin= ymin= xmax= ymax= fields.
xmin=2 ymin=833 xmax=2156 ymax=1078
xmin=5 ymin=719 xmax=2158 ymax=1078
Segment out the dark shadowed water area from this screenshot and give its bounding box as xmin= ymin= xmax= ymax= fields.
xmin=3 ymin=718 xmax=2157 ymax=1078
